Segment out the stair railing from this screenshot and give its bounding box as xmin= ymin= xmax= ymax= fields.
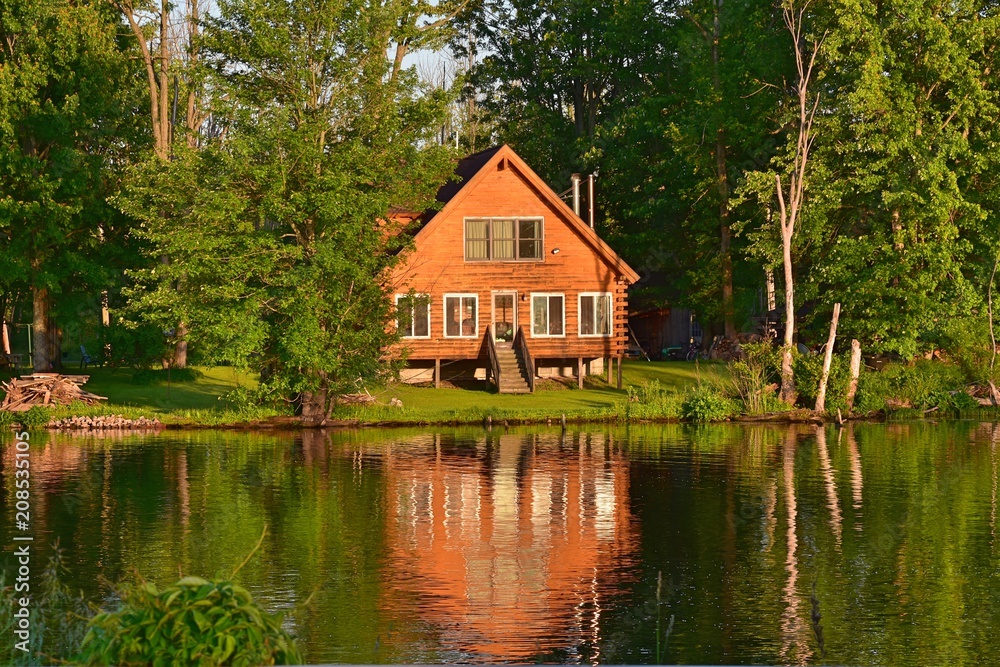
xmin=513 ymin=325 xmax=535 ymax=392
xmin=484 ymin=326 xmax=501 ymax=390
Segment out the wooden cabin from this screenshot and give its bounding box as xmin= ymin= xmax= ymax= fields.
xmin=388 ymin=145 xmax=639 ymax=393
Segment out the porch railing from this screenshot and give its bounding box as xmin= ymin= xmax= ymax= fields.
xmin=484 ymin=325 xmax=501 ymax=390
xmin=513 ymin=325 xmax=534 ymax=393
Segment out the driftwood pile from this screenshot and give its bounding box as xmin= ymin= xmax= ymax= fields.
xmin=0 ymin=374 xmax=107 ymax=412
xmin=49 ymin=415 xmax=161 ymax=431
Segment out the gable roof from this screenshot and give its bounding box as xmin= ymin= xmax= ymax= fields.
xmin=416 ymin=144 xmax=640 ymax=284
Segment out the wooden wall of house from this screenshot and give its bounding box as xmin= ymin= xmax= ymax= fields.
xmin=389 ymin=159 xmax=629 ymax=362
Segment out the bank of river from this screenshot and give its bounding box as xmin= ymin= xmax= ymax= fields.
xmin=2 ymin=422 xmax=999 ymax=664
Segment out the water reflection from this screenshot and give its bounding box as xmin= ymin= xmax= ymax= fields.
xmin=3 ymin=423 xmax=1000 ymax=665
xmin=381 ymin=432 xmax=638 ymax=662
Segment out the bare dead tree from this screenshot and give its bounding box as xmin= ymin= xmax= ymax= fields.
xmin=774 ymin=0 xmax=825 ymax=405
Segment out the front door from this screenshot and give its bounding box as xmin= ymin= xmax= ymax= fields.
xmin=492 ymin=292 xmax=516 ymax=343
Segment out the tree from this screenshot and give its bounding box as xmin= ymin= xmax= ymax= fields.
xmin=0 ymin=0 xmax=143 ymax=371
xmin=118 ymin=0 xmax=455 ymax=421
xmin=801 ymin=0 xmax=999 ymax=358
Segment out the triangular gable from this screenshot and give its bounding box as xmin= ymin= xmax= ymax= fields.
xmin=414 ymin=145 xmax=640 ymax=284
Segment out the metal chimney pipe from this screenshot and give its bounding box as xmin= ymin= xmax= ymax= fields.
xmin=571 ymin=173 xmax=582 ymax=216
xmin=587 ymin=174 xmax=595 ymax=228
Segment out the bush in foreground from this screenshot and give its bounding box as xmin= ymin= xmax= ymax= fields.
xmin=78 ymin=577 xmax=301 ymax=666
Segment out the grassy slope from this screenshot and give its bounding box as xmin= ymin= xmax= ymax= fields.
xmin=1 ymin=361 xmax=722 ymax=425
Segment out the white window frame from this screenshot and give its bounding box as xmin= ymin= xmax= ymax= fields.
xmin=530 ymin=292 xmax=566 ymax=338
xmin=463 ymin=217 xmax=545 ymax=262
xmin=578 ymin=292 xmax=613 ymax=337
xmin=443 ymin=293 xmax=479 ymax=338
xmin=395 ymin=293 xmax=431 ymax=339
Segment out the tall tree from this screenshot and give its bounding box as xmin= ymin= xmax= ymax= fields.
xmin=118 ymin=0 xmax=455 ymax=421
xmin=802 ymin=0 xmax=999 ymax=357
xmin=0 ymin=0 xmax=143 ymax=371
xmin=773 ymin=0 xmax=824 ymax=404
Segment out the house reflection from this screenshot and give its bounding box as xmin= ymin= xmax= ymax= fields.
xmin=379 ymin=431 xmax=639 ymax=661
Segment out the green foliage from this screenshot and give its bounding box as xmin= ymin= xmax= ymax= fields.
xmin=612 ymin=381 xmax=685 ymax=422
xmin=0 ymin=544 xmax=93 ymax=666
xmin=0 ymin=410 xmax=15 ymax=429
xmin=794 ymin=352 xmax=852 ymax=414
xmin=102 ymin=321 xmax=170 ymax=371
xmin=19 ymin=406 xmax=51 ymax=429
xmin=855 ymin=361 xmax=969 ymax=414
xmin=118 ymin=0 xmax=456 ymax=417
xmin=727 ymin=342 xmax=782 ymax=415
xmin=0 ymin=0 xmax=146 ymax=370
xmin=220 ymin=386 xmax=294 ymax=423
xmin=682 ymin=385 xmax=738 ymax=422
xmin=78 ymin=576 xmax=301 ymax=667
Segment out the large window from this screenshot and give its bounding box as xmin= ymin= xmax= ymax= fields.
xmin=396 ymin=294 xmax=430 ymax=338
xmin=579 ymin=293 xmax=613 ymax=337
xmin=444 ymin=294 xmax=479 ymax=337
xmin=532 ymin=294 xmax=565 ymax=337
xmin=465 ymin=218 xmax=543 ymax=261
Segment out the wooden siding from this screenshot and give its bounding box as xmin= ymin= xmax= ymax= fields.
xmin=389 ymin=157 xmax=631 ymax=361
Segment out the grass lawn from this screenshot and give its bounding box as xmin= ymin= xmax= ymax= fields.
xmin=0 ymin=365 xmax=262 ymax=425
xmin=1 ymin=360 xmax=723 ymax=426
xmin=339 ymin=360 xmax=725 ymax=424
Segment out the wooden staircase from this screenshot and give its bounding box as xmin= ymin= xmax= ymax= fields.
xmin=485 ymin=326 xmax=534 ymax=394
xmin=495 ymin=345 xmax=532 ymax=394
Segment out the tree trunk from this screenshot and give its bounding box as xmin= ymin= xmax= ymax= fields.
xmin=300 ymin=389 xmax=327 ymax=425
xmin=711 ymin=0 xmax=735 ymax=340
xmin=31 ymin=286 xmax=52 ymax=371
xmin=173 ymin=321 xmax=188 ymax=368
xmin=846 ymin=339 xmax=862 ymax=412
xmin=814 ymin=302 xmax=840 ymax=413
xmin=779 ymin=224 xmax=797 ymax=404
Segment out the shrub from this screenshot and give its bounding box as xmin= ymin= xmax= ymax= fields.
xmin=612 ymin=381 xmax=684 ymax=421
xmin=854 ymin=360 xmax=968 ymax=414
xmin=78 ymin=576 xmax=301 ymax=667
xmin=728 ymin=342 xmax=781 ymax=415
xmin=0 ymin=410 xmax=15 ymax=429
xmin=794 ymin=351 xmax=851 ymax=413
xmin=0 ymin=544 xmax=92 ymax=666
xmin=19 ymin=406 xmax=51 ymax=429
xmin=682 ymin=386 xmax=738 ymax=422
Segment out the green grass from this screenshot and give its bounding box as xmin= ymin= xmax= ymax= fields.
xmin=1 ymin=361 xmax=724 ymax=427
xmin=0 ymin=365 xmax=281 ymax=426
xmin=336 ymin=360 xmax=726 ymax=424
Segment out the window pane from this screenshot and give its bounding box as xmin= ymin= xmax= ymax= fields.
xmin=489 ymin=219 xmax=514 ymax=259
xmin=532 ymin=296 xmax=547 ymax=335
xmin=580 ymin=295 xmax=595 ymax=335
xmin=396 ymin=297 xmax=413 ymax=337
xmin=518 ymin=220 xmax=541 ymax=259
xmin=465 ymin=219 xmax=489 ymax=260
xmin=461 ymin=297 xmax=477 ymax=336
xmin=598 ymin=295 xmax=611 ymax=335
xmin=446 ymin=297 xmax=460 ymax=336
xmin=414 ymin=296 xmax=430 ymax=337
xmin=549 ymin=296 xmax=563 ymax=335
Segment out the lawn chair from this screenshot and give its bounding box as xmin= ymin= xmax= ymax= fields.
xmin=80 ymin=345 xmax=95 ymax=369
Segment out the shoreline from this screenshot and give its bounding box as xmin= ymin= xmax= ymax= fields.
xmin=19 ymin=406 xmax=998 ymax=432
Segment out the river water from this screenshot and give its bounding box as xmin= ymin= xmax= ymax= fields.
xmin=2 ymin=423 xmax=999 ymax=665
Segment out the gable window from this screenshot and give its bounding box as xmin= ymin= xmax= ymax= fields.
xmin=465 ymin=218 xmax=543 ymax=261
xmin=531 ymin=293 xmax=565 ymax=337
xmin=579 ymin=293 xmax=612 ymax=337
xmin=396 ymin=294 xmax=430 ymax=338
xmin=444 ymin=294 xmax=478 ymax=337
